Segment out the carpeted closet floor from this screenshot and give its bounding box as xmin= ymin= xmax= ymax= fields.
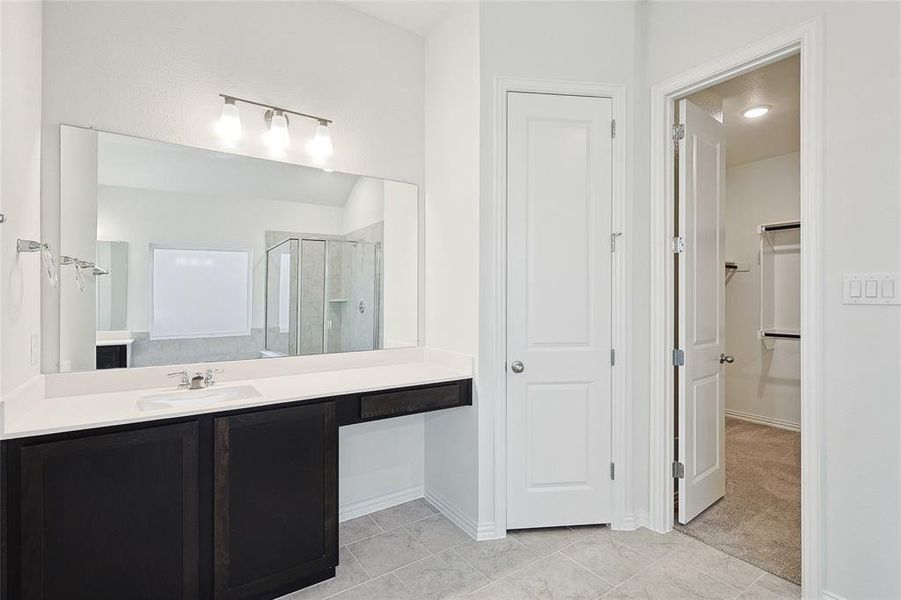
xmin=675 ymin=417 xmax=801 ymax=584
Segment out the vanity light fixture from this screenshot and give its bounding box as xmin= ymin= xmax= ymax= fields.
xmin=216 ymin=97 xmax=243 ymax=141
xmin=265 ymin=110 xmax=291 ymax=150
xmin=217 ymin=94 xmax=334 ymax=155
xmin=742 ymin=104 xmax=771 ymax=119
xmin=306 ymin=121 xmax=334 ymax=159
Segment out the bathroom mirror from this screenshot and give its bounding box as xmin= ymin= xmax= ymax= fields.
xmin=52 ymin=125 xmax=419 ymax=372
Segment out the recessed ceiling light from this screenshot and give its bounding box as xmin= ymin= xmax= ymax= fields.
xmin=742 ymin=105 xmax=771 ymax=119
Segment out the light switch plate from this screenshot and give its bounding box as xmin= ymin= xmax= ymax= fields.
xmin=843 ymin=272 xmax=901 ymax=305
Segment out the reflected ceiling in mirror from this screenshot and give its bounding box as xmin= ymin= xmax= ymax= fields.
xmin=53 ymin=125 xmax=419 ymax=373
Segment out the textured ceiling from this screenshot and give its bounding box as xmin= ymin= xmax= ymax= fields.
xmin=340 ymin=1 xmax=453 ymax=36
xmin=687 ymin=54 xmax=800 ymax=167
xmin=97 ymin=132 xmax=360 ymax=207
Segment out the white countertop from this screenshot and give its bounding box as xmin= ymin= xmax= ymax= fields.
xmin=1 ymin=362 xmax=470 ymax=440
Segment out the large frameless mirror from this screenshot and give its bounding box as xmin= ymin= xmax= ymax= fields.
xmin=51 ymin=125 xmax=419 ymax=372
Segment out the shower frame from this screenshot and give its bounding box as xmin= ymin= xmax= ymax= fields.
xmin=264 ymin=236 xmax=382 ymax=357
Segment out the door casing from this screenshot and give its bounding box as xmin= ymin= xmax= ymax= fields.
xmin=488 ymin=78 xmax=629 ymax=539
xmin=648 ymin=19 xmax=824 ymax=598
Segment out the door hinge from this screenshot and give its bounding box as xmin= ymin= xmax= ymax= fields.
xmin=672 ymin=461 xmax=685 ymax=479
xmin=672 ymin=348 xmax=685 ymax=367
xmin=611 ymin=119 xmax=617 ymax=139
xmin=672 ymin=123 xmax=685 ymax=141
xmin=671 ymin=236 xmax=685 ymax=254
xmin=611 ymin=231 xmax=623 ymax=252
xmin=610 ymin=462 xmax=616 ymax=480
xmin=610 ymin=348 xmax=616 ymax=366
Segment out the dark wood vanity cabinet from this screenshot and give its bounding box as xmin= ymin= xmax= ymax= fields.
xmin=213 ymin=402 xmax=337 ymax=600
xmin=0 ymin=378 xmax=471 ymax=600
xmin=7 ymin=422 xmax=201 ymax=600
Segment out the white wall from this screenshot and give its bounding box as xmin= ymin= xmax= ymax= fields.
xmin=423 ymin=1 xmax=482 ymax=533
xmin=97 ymin=185 xmax=343 ymax=333
xmin=477 ymin=0 xmax=640 ymax=531
xmin=59 ymin=126 xmax=99 ymax=372
xmin=341 ymin=177 xmax=385 ymax=234
xmin=641 ymin=4 xmax=900 ymax=597
xmin=40 ymin=1 xmax=427 ymax=518
xmin=725 ymin=153 xmax=801 ymax=429
xmin=383 ymin=180 xmax=418 ymax=348
xmin=0 ymin=1 xmax=43 ymax=394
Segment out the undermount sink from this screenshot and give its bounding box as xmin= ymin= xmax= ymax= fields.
xmin=137 ymin=384 xmax=262 ymax=411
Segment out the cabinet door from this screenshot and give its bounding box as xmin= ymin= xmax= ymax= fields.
xmin=214 ymin=402 xmax=337 ymax=600
xmin=19 ymin=422 xmax=199 ymax=600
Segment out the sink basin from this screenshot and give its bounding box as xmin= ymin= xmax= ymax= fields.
xmin=137 ymin=385 xmax=262 ymax=411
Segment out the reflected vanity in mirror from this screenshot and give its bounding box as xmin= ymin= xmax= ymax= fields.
xmin=53 ymin=125 xmax=419 ymax=372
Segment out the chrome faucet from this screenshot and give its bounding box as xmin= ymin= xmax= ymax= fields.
xmin=168 ymin=370 xmax=208 ymax=390
xmin=204 ymin=367 xmax=224 ymax=387
xmin=168 ymin=371 xmax=191 ymax=389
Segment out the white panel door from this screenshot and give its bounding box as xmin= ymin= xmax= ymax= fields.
xmin=506 ymin=92 xmax=613 ymax=529
xmin=678 ymin=99 xmax=727 ymax=524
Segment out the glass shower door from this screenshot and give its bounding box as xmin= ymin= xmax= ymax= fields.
xmin=264 ymin=238 xmax=298 ymax=357
xmin=324 ymin=240 xmax=380 ymax=353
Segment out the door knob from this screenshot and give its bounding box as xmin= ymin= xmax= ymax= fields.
xmin=719 ymin=353 xmax=734 ymax=364
xmin=510 ymin=361 xmax=525 ymax=374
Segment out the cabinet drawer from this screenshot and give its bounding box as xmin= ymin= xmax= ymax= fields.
xmin=360 ymin=381 xmax=467 ymax=421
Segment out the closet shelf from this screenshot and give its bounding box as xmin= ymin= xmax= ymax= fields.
xmin=760 ymin=329 xmax=801 ymax=340
xmin=758 ymin=220 xmax=800 ymax=234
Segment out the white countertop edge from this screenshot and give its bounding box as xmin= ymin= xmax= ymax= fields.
xmin=1 ymin=359 xmax=472 ymax=440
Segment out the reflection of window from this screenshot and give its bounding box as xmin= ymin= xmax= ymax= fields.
xmin=151 ymin=246 xmax=251 ymax=339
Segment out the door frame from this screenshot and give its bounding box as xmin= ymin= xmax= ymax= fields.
xmin=489 ymin=77 xmax=629 ymax=539
xmin=647 ymin=18 xmax=823 ymax=596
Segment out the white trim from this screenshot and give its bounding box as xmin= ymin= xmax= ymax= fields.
xmin=489 ymin=76 xmax=630 ymax=539
xmin=613 ymin=508 xmax=649 ymax=532
xmin=423 ymin=488 xmax=492 ymax=541
xmin=725 ymin=409 xmax=800 ymax=433
xmin=338 ymin=483 xmax=424 ymax=523
xmin=647 ymin=18 xmax=823 ymax=599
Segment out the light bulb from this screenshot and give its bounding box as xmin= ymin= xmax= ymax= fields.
xmin=265 ymin=110 xmax=290 ymax=150
xmin=216 ymin=98 xmax=242 ymax=141
xmin=306 ymin=122 xmax=333 ymax=158
xmin=742 ymin=105 xmax=771 ymax=119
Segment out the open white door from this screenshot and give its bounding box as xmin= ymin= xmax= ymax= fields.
xmin=677 ymin=99 xmax=727 ymax=524
xmin=506 ymin=92 xmax=613 ymax=529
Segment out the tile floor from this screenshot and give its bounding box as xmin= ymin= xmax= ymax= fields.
xmin=280 ymin=499 xmax=801 ymax=600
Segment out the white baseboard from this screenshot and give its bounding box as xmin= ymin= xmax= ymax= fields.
xmin=339 ymin=484 xmax=424 ymax=522
xmin=423 ymin=488 xmax=490 ymax=541
xmin=614 ymin=508 xmax=650 ymax=531
xmin=726 ymin=408 xmax=800 ymax=432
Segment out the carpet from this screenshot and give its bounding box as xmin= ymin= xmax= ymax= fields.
xmin=675 ymin=417 xmax=801 ymax=584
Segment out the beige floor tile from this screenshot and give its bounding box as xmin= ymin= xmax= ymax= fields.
xmin=395 ymin=549 xmax=489 ymax=599
xmin=327 ymin=573 xmax=415 ymax=600
xmin=293 ymin=547 xmax=370 ymax=600
xmin=563 ymin=531 xmax=653 ymax=586
xmin=470 ymin=552 xmax=612 ymax=600
xmin=737 ymin=573 xmax=800 ymax=600
xmin=348 ymin=528 xmax=431 ymax=577
xmin=339 ymin=515 xmax=383 ymax=546
xmin=370 ymin=499 xmax=438 ymax=531
xmin=454 ymin=537 xmax=539 ymax=581
xmin=611 ymin=554 xmax=741 ymax=600
xmin=605 ymin=527 xmax=691 ymax=561
xmin=406 ymin=514 xmax=470 ymax=553
xmin=508 ymin=527 xmax=587 ymax=557
xmin=669 ymin=537 xmax=765 ymax=590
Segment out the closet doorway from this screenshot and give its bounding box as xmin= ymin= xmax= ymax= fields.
xmin=673 ymin=55 xmax=802 ymax=584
